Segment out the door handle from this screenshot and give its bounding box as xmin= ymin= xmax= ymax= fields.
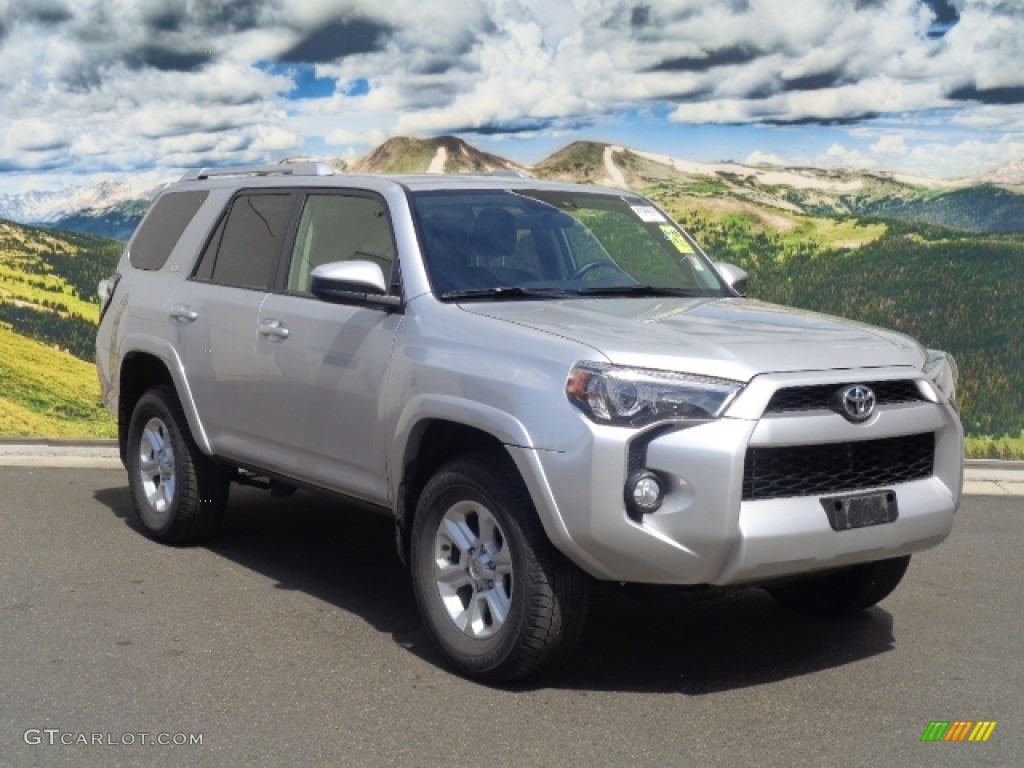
xmin=169 ymin=305 xmax=198 ymax=322
xmin=258 ymin=320 xmax=290 ymax=340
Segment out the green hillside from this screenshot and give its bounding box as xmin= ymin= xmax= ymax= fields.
xmin=664 ymin=201 xmax=1024 ymax=446
xmin=532 ymin=141 xmax=609 ymax=182
xmin=851 ymin=185 xmax=1024 ymax=233
xmin=0 ymin=221 xmax=119 ymax=437
xmin=50 ymin=199 xmax=149 ymax=242
xmin=0 ymin=220 xmax=121 ymax=359
xmin=0 ymin=323 xmax=114 ymax=437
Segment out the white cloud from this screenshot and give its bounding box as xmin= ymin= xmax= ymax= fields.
xmin=745 ymin=150 xmax=787 ymax=167
xmin=251 ymin=125 xmax=301 ymax=151
xmin=325 ymin=127 xmax=388 ymax=146
xmin=871 ymin=134 xmax=908 ymax=155
xmin=4 ymin=118 xmax=67 ymax=152
xmin=821 ymin=143 xmax=878 ymax=170
xmin=0 ymin=0 xmax=1021 ymax=187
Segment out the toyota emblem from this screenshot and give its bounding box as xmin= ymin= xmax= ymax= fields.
xmin=834 ymin=384 xmax=876 ymax=423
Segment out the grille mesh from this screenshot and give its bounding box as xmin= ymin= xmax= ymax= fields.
xmin=764 ymin=380 xmax=923 ymax=414
xmin=742 ymin=432 xmax=935 ymax=501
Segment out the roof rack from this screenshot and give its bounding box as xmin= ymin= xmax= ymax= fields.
xmin=179 ymin=163 xmax=335 ymax=181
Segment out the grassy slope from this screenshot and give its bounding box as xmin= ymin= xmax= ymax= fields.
xmin=0 ymin=323 xmax=114 ymax=437
xmin=0 ymin=221 xmax=119 ymax=437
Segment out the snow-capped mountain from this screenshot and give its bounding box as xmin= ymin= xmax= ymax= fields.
xmin=0 ymin=180 xmax=149 ymax=224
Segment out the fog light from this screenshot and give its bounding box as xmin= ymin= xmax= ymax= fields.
xmin=626 ymin=470 xmax=664 ymax=518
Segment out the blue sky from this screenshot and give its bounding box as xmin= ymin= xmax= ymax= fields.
xmin=0 ymin=0 xmax=1022 ymax=194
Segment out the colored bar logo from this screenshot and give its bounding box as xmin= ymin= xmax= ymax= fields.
xmin=921 ymin=721 xmax=997 ymax=742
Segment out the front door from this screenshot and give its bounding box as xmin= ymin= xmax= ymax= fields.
xmin=253 ymin=191 xmax=402 ymax=505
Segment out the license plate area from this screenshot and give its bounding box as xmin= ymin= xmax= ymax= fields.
xmin=820 ymin=490 xmax=899 ymax=531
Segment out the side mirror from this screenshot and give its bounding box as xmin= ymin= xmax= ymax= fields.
xmin=309 ymin=260 xmax=400 ymax=309
xmin=715 ymin=262 xmax=748 ymax=295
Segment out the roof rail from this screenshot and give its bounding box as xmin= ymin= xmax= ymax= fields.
xmin=464 ymin=169 xmax=532 ymax=179
xmin=179 ymin=163 xmax=335 ymax=181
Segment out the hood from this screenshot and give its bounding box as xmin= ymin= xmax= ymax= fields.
xmin=460 ymin=297 xmax=925 ymax=382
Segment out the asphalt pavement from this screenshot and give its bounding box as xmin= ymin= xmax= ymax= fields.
xmin=0 ymin=466 xmax=1021 ymax=768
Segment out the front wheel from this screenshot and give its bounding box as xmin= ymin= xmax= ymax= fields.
xmin=410 ymin=452 xmax=590 ymax=682
xmin=126 ymin=386 xmax=229 ymax=544
xmin=766 ymin=555 xmax=911 ymax=614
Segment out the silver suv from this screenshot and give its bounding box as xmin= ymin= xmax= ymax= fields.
xmin=96 ymin=163 xmax=963 ymax=681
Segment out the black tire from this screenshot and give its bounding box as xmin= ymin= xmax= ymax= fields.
xmin=766 ymin=555 xmax=911 ymax=614
xmin=125 ymin=385 xmax=229 ymax=544
xmin=410 ymin=451 xmax=590 ymax=682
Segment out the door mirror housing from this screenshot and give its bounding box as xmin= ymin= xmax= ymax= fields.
xmin=715 ymin=262 xmax=748 ymax=295
xmin=309 ymin=260 xmax=400 ymax=309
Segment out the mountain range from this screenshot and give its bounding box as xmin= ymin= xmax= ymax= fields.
xmin=0 ymin=180 xmax=148 ymax=224
xmin=1 ymin=137 xmax=1022 ymax=241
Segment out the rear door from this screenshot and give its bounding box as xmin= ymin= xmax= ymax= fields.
xmin=181 ymin=191 xmax=296 ymax=464
xmin=253 ymin=190 xmax=402 ymax=505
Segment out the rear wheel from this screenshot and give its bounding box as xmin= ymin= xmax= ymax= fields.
xmin=410 ymin=451 xmax=590 ymax=682
xmin=766 ymin=555 xmax=911 ymax=614
xmin=126 ymin=386 xmax=229 ymax=544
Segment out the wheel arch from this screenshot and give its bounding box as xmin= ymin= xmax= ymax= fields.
xmin=117 ymin=336 xmax=212 ymax=463
xmin=394 ymin=418 xmax=508 ymax=567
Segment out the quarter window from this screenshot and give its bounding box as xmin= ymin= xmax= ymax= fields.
xmin=130 ymin=191 xmax=208 ymax=271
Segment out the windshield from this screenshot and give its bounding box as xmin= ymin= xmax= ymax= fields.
xmin=409 ymin=189 xmax=731 ymax=299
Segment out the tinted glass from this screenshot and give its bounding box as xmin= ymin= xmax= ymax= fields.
xmin=208 ymin=193 xmax=293 ymax=289
xmin=410 ymin=189 xmax=728 ymax=298
xmin=287 ymin=194 xmax=395 ymax=294
xmin=129 ymin=191 xmax=207 ymax=270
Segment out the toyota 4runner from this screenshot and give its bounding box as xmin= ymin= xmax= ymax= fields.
xmin=96 ymin=163 xmax=963 ymax=681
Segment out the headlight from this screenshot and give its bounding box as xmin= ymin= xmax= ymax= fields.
xmin=923 ymin=349 xmax=958 ymax=405
xmin=566 ymin=362 xmax=743 ymax=427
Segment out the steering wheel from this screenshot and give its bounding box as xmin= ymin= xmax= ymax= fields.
xmin=571 ymin=259 xmax=628 ymax=280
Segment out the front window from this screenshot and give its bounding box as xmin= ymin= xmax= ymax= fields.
xmin=409 ymin=189 xmax=729 ymax=299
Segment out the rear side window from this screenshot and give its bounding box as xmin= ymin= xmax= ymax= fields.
xmin=194 ymin=193 xmax=294 ymax=289
xmin=129 ymin=191 xmax=208 ymax=270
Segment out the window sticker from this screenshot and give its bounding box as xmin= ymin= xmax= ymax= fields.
xmin=631 ymin=205 xmax=667 ymax=223
xmin=659 ymin=224 xmax=694 ymax=254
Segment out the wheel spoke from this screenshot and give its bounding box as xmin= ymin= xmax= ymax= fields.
xmin=161 ymin=475 xmax=176 ymax=503
xmin=467 ymin=594 xmax=489 ymax=636
xmin=142 ymin=426 xmax=165 ymax=454
xmin=139 ymin=455 xmax=159 ymax=474
xmin=484 ymin=584 xmax=510 ymax=627
xmin=478 ymin=512 xmax=501 ymax=551
xmin=435 ymin=561 xmax=472 ymax=591
xmin=445 ymin=599 xmax=472 ymax=633
xmin=442 ymin=515 xmax=478 ymax=553
xmin=490 ymin=547 xmax=512 ymax=575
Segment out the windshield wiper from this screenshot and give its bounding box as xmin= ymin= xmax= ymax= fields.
xmin=577 ymin=285 xmax=703 ymax=297
xmin=441 ymin=286 xmax=576 ymax=301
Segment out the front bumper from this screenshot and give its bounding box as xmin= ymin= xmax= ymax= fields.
xmin=510 ymin=368 xmax=963 ymax=585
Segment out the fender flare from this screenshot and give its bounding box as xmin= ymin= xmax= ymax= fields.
xmin=120 ymin=332 xmax=214 ymax=455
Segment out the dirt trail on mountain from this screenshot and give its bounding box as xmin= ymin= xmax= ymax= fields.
xmin=427 ymin=146 xmax=447 ymax=173
xmin=603 ymin=146 xmax=627 ymax=187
